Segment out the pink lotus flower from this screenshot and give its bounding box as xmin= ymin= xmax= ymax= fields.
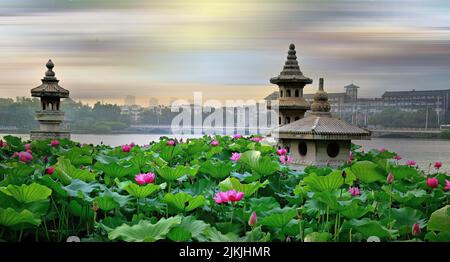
xmin=444 ymin=180 xmax=450 ymax=191
xmin=25 ymin=143 xmax=31 ymax=151
xmin=230 ymin=152 xmax=241 ymax=162
xmin=426 ymin=177 xmax=439 ymax=189
xmin=248 ymin=211 xmax=258 ymax=227
xmin=134 ymin=173 xmax=156 ymax=185
xmin=18 ymin=151 xmax=33 ymax=163
xmin=412 ymin=223 xmax=421 ymax=236
xmin=387 ymin=172 xmax=394 ymax=184
xmin=45 ymin=166 xmax=55 ymax=175
xmin=122 ymin=144 xmax=131 ymax=152
xmin=167 ymin=140 xmax=175 ymax=146
xmin=348 ymin=187 xmax=361 ymax=196
xmin=279 ymin=155 xmax=293 ymax=165
xmin=277 ymin=148 xmax=287 ymax=156
xmin=211 ymin=140 xmax=219 ymax=147
xmin=406 ymin=160 xmax=416 ymax=166
xmin=233 ymin=134 xmax=242 ymax=139
xmin=434 ymin=161 xmax=442 ymax=170
xmin=50 ymin=140 xmax=60 ymax=147
xmin=0 ymin=140 xmax=7 ymax=148
xmin=379 ymin=148 xmax=386 ymax=152
xmin=213 ymin=190 xmax=244 ymax=204
xmin=250 ymin=137 xmax=263 ymax=143
xmin=393 ymin=155 xmax=402 ymax=161
xmin=130 ymin=142 xmax=136 ymax=147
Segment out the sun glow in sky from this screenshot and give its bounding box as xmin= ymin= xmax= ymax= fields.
xmin=0 ymin=0 xmax=450 ymax=106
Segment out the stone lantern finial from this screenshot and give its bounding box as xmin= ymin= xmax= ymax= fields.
xmin=311 ymin=77 xmax=331 ymax=115
xmin=44 ymin=59 xmax=56 ymax=79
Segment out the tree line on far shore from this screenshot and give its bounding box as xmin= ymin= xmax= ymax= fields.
xmin=0 ymin=97 xmax=449 ymax=135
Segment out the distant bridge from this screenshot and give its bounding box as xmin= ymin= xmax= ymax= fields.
xmin=369 ymin=128 xmax=442 ymax=138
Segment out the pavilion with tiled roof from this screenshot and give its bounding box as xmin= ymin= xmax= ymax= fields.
xmin=272 ymin=78 xmax=370 ymax=167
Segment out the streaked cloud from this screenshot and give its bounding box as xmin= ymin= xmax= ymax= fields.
xmin=0 ymin=0 xmax=449 ymax=105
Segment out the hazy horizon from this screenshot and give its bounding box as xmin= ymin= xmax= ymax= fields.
xmin=1 ymin=0 xmax=450 ymax=106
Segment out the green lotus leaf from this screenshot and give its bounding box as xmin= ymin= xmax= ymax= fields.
xmin=242 ymin=226 xmax=271 ymax=242
xmin=350 ymin=161 xmax=385 ymax=183
xmin=427 ymin=205 xmax=450 ymax=233
xmin=344 ymin=218 xmax=397 ymax=239
xmin=2 ymin=135 xmax=24 ymax=151
xmin=391 ymin=207 xmax=425 ymax=232
xmin=159 ymin=145 xmax=183 ymax=162
xmin=63 ymin=179 xmax=101 ymax=200
xmin=167 ymin=227 xmax=192 ymax=242
xmin=0 ymin=208 xmax=41 ymax=227
xmin=38 ymin=176 xmax=69 ymax=198
xmin=155 ymin=165 xmax=199 ymax=182
xmin=261 ymin=207 xmax=297 ymax=229
xmin=29 ymin=140 xmax=51 ymax=156
xmin=340 ymin=201 xmax=373 ymax=219
xmin=129 ymin=153 xmax=152 ymax=170
xmin=303 ymin=170 xmax=344 ymax=192
xmin=304 ymin=232 xmax=332 ymax=242
xmin=163 ymin=192 xmax=207 ymax=212
xmin=62 ymin=147 xmax=93 ymax=167
xmin=167 ymin=216 xmax=210 ymax=242
xmin=249 ymin=197 xmax=280 ymax=214
xmin=424 ymin=231 xmax=450 ymax=242
xmin=124 ymin=183 xmax=165 ymax=198
xmin=388 ymin=165 xmax=420 ymax=180
xmin=0 ymin=183 xmax=52 ymax=203
xmin=390 ymin=189 xmax=427 ymax=207
xmin=199 ymin=160 xmax=233 ymax=180
xmin=240 ymin=150 xmax=280 ymax=177
xmin=313 ymin=191 xmax=342 ymax=210
xmin=94 ymin=161 xmax=139 ymax=179
xmin=98 ymin=189 xmax=131 ymax=208
xmin=67 ymin=199 xmax=94 ymax=219
xmin=0 ymin=163 xmax=35 ymax=186
xmin=218 ymin=177 xmax=269 ymax=197
xmin=108 ymin=216 xmax=182 ymax=242
xmin=56 ymin=157 xmax=96 ymax=183
xmin=204 ymin=226 xmax=239 ymax=242
xmin=95 ymin=195 xmax=120 ymax=211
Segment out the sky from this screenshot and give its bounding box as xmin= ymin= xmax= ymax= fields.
xmin=0 ymin=0 xmax=450 ymax=106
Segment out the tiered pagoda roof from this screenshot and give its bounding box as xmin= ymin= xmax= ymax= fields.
xmin=31 ymin=60 xmax=69 ymax=98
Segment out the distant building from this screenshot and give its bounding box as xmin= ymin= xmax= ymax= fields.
xmin=381 ymin=89 xmax=450 ymax=125
xmin=120 ymin=105 xmax=143 ymax=122
xmin=124 ymin=95 xmax=136 ymax=106
xmin=266 ymin=85 xmax=450 ymax=127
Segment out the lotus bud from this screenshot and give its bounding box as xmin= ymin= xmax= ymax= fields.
xmin=248 ymin=212 xmax=258 ymax=227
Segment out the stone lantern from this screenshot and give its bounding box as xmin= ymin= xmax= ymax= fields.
xmin=273 ymin=78 xmax=370 ymax=167
xmin=269 ymin=43 xmax=313 ymax=126
xmin=30 ymin=60 xmax=70 ymax=140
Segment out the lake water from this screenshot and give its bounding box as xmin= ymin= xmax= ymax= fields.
xmin=2 ymin=133 xmax=450 ymax=173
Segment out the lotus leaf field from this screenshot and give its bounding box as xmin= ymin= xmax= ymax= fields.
xmin=0 ymin=135 xmax=449 ymax=242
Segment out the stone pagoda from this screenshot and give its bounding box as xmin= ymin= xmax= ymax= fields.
xmin=30 ymin=60 xmax=70 ymax=140
xmin=269 ymin=43 xmax=313 ymax=126
xmin=273 ymin=78 xmax=370 ymax=167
